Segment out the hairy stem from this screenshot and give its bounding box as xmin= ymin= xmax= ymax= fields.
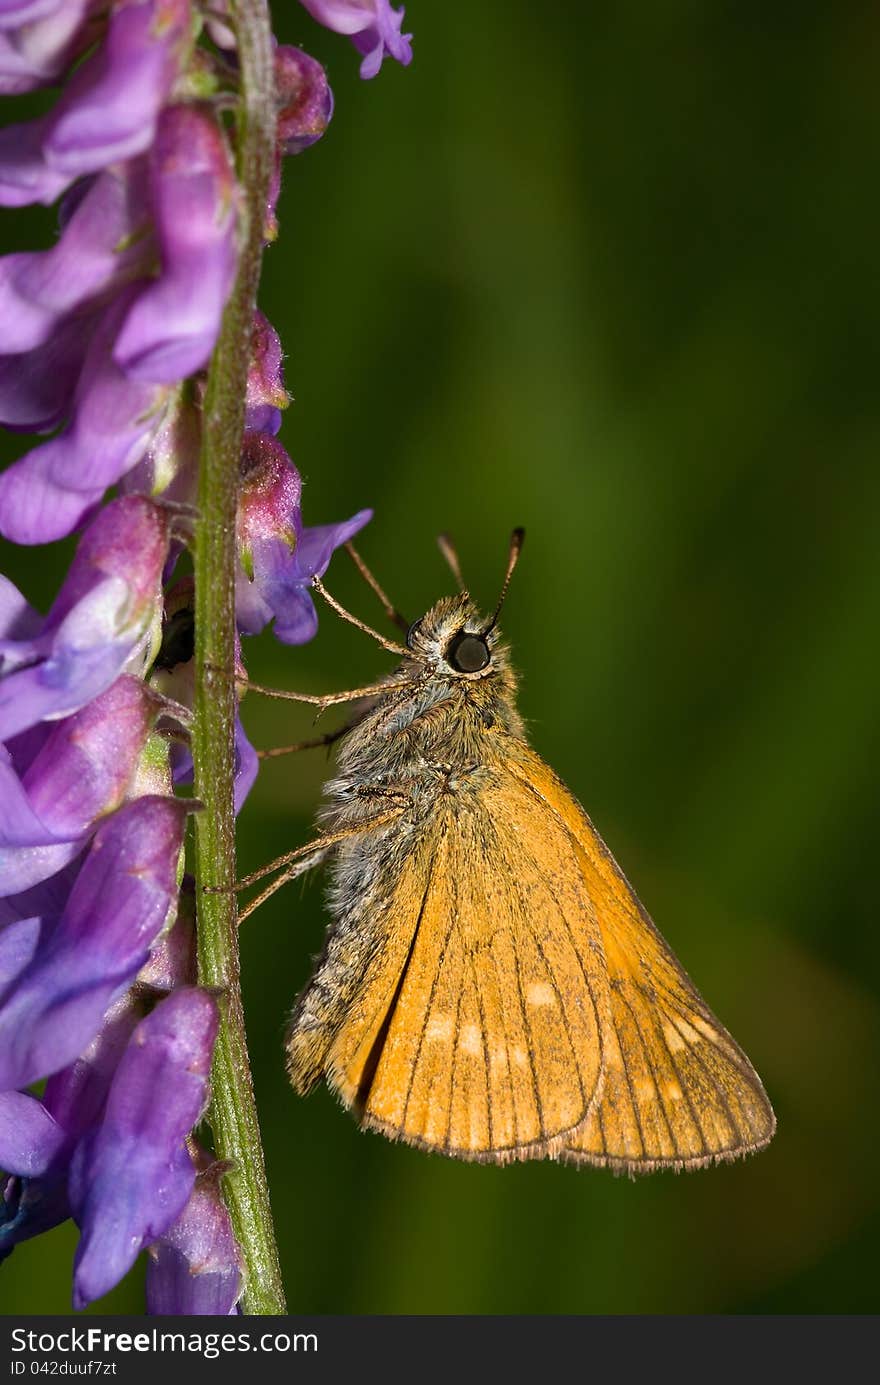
xmin=191 ymin=0 xmax=285 ymax=1315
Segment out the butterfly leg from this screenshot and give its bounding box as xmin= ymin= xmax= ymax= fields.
xmin=236 ymin=843 xmax=334 ymax=924
xmin=255 ymin=699 xmax=384 ymax=760
xmin=204 ymin=661 xmax=409 ymax=709
xmin=257 ymin=725 xmax=348 ymax=761
xmin=205 ymin=806 xmax=406 ymax=924
xmin=239 ymin=675 xmax=407 ymax=708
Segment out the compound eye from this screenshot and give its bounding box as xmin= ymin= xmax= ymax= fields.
xmin=446 ymin=631 xmax=490 ymax=673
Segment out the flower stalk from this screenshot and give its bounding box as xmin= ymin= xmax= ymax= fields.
xmin=191 ymin=0 xmax=285 ymax=1316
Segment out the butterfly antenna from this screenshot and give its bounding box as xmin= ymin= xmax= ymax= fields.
xmin=312 ymin=576 xmax=409 ymax=657
xmin=437 ymin=532 xmax=467 ymax=593
xmin=483 ymin=527 xmax=525 ymax=635
xmin=345 ymin=542 xmax=410 ymax=633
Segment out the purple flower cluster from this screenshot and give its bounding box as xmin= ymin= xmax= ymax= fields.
xmin=0 ymin=496 xmax=241 ymax=1311
xmin=0 ymin=0 xmax=412 ymax=1314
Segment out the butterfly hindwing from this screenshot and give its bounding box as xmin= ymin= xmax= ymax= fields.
xmin=507 ymin=751 xmax=776 ymax=1171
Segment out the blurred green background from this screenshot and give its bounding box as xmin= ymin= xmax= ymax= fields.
xmin=3 ymin=0 xmax=880 ymax=1314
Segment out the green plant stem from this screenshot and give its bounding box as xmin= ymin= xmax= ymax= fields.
xmin=191 ymin=0 xmax=285 ymax=1315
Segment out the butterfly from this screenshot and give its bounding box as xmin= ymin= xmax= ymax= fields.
xmin=248 ymin=531 xmax=775 ymax=1170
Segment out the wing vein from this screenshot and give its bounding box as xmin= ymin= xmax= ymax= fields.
xmin=651 ymin=1003 xmax=710 ymax=1158
xmin=673 ymin=1012 xmax=746 ymax=1148
xmin=484 ymin=814 xmax=600 ymax=1114
xmin=469 ymin=950 xmax=495 ymax=1151
xmin=400 ymin=844 xmax=457 ymax=1130
xmin=512 ymin=940 xmax=546 ymax=1140
xmin=615 ymin=989 xmax=675 ymax=1155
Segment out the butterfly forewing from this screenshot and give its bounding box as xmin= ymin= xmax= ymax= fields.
xmin=507 ymin=751 xmax=776 ymax=1170
xmin=316 ymin=768 xmax=611 ymax=1162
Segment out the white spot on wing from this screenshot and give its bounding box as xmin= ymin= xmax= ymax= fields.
xmin=459 ymin=1023 xmax=482 ymax=1057
xmin=672 ymin=1015 xmax=703 ymax=1045
xmin=526 ymin=982 xmax=556 ymax=1008
xmin=425 ymin=1015 xmax=452 ymax=1043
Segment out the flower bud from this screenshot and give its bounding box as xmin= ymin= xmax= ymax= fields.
xmin=245 ymin=312 xmax=290 ymax=436
xmin=275 ymin=46 xmax=333 ymax=155
xmin=236 ymin=433 xmax=301 ymax=577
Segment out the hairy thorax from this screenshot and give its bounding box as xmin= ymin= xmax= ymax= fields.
xmin=318 ymin=645 xmax=525 ymax=836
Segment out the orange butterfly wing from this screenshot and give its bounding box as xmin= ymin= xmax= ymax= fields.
xmin=320 ymin=765 xmax=612 ymax=1162
xmin=507 ymin=751 xmax=776 ymax=1171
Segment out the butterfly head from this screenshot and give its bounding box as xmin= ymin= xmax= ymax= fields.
xmin=405 ymin=594 xmax=502 ymax=680
xmin=404 ymin=528 xmax=524 ymax=681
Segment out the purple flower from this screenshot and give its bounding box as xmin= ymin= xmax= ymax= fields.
xmin=0 ymin=309 xmax=104 ymax=435
xmin=168 ymin=710 xmax=257 ymax=815
xmin=0 ymin=0 xmax=193 ymax=207
xmin=0 ymin=165 xmax=150 ymax=355
xmin=1 ymin=983 xmax=222 ymax=1310
xmin=69 ymin=986 xmax=218 ymax=1309
xmin=113 ymin=105 xmax=239 ymax=384
xmin=150 ymin=578 xmax=259 ymax=814
xmin=146 ymin=1152 xmax=243 ymax=1315
xmin=0 ymin=674 xmax=163 ymax=896
xmin=299 ymin=0 xmax=413 ymax=79
xmin=0 ymin=0 xmax=93 ymax=97
xmin=0 ymin=993 xmax=146 ymax=1255
xmin=0 ymin=497 xmax=170 ymax=739
xmin=235 ymin=432 xmax=371 ymax=643
xmin=120 ymin=389 xmax=202 ymax=509
xmin=0 ymin=793 xmax=187 ymax=1091
xmin=138 ymin=883 xmax=195 ymax=992
xmin=0 ymin=292 xmax=174 ymax=545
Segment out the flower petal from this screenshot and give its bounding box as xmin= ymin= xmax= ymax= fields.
xmin=0 ymin=795 xmax=187 ymax=1090
xmin=275 ymin=46 xmax=333 ymax=155
xmin=0 ymin=0 xmax=70 ymax=25
xmin=0 ymin=0 xmax=192 ymax=207
xmin=0 ymin=1091 xmax=65 ymax=1177
xmin=146 ymin=1157 xmax=242 ymax=1315
xmin=24 ymin=676 xmax=161 ymax=838
xmin=0 ymin=498 xmax=168 ymax=738
xmin=0 ymin=0 xmax=92 ymax=96
xmin=0 ymin=574 xmax=40 ymax=642
xmin=0 ymin=111 xmax=68 ymax=205
xmin=292 ymin=509 xmax=372 ymax=580
xmin=0 ymin=994 xmax=146 ymax=1261
xmin=46 ymin=0 xmax=191 ymax=177
xmin=0 ymin=309 xmax=97 ymax=432
xmin=0 ymin=166 xmax=150 ymax=354
xmin=70 ymin=987 xmax=218 ymax=1310
xmin=299 ymin=1 xmax=413 ymax=78
xmin=243 ymin=509 xmax=371 ymax=645
xmin=0 ymin=754 xmax=85 ymax=896
xmin=113 ymin=105 xmax=238 ymax=384
xmin=0 ymin=676 xmax=162 ymax=894
xmin=0 ymin=294 xmax=170 ymax=545
xmin=0 ymin=915 xmax=41 ymax=989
